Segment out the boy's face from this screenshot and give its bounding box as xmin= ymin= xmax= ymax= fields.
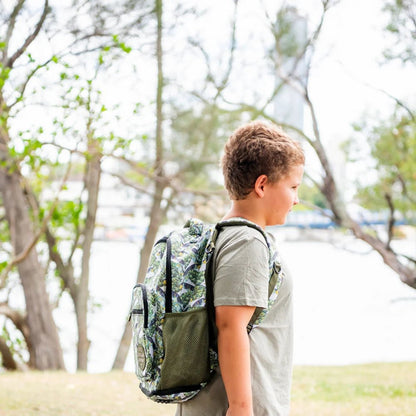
xmin=263 ymin=164 xmax=304 ymax=226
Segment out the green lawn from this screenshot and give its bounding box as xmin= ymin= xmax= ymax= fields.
xmin=0 ymin=362 xmax=415 ymax=415
xmin=291 ymin=362 xmax=416 ymax=415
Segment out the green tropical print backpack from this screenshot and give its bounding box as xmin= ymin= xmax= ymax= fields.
xmin=129 ymin=218 xmax=283 ymax=404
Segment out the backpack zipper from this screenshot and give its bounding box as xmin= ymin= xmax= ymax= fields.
xmin=129 ymin=283 xmax=149 ymax=328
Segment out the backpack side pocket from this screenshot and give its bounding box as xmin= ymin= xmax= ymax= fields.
xmin=130 ymin=284 xmax=152 ymax=381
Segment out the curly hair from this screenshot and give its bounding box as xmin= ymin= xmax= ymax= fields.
xmin=221 ymin=120 xmax=304 ymax=200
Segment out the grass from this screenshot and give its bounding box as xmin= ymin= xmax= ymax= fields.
xmin=291 ymin=363 xmax=416 ymax=416
xmin=0 ymin=362 xmax=415 ymax=415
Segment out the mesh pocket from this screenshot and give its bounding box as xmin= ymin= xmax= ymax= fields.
xmin=159 ymin=308 xmax=210 ymax=390
xmin=131 ymin=285 xmax=152 ymax=381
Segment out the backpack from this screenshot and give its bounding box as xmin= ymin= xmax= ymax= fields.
xmin=129 ymin=218 xmax=283 ymax=404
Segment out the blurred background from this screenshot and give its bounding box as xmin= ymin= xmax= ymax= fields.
xmin=0 ymin=0 xmax=415 ymax=374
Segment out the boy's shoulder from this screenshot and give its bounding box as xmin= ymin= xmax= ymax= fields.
xmin=216 ymin=223 xmax=270 ymax=251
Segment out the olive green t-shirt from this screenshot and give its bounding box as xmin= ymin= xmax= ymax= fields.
xmin=176 ymin=226 xmax=293 ymax=416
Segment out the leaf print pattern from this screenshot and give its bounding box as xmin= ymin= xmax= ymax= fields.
xmin=129 ymin=218 xmax=282 ymax=403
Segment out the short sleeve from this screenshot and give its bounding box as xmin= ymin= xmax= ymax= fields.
xmin=213 ymin=228 xmax=269 ymax=309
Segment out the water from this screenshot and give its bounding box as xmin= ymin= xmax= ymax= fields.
xmin=281 ymin=236 xmax=416 ymax=366
xmin=55 ymin=232 xmax=416 ymax=372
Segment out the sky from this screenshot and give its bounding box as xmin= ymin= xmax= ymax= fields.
xmin=304 ymin=0 xmax=413 ymax=139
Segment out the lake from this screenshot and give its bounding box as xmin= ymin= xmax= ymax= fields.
xmin=54 ymin=229 xmax=416 ymax=372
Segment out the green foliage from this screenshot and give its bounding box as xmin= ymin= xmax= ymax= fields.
xmin=299 ymin=181 xmax=328 ymax=210
xmin=111 ymin=34 xmax=132 ymax=54
xmin=169 ymin=104 xmax=243 ymax=191
xmin=352 ymin=111 xmax=416 ymax=223
xmin=49 ymin=200 xmax=84 ymax=232
xmin=0 ymin=260 xmax=8 ymax=276
xmin=8 ymin=138 xmax=43 ymax=166
xmin=383 ymin=0 xmax=416 ymax=63
xmin=0 ymin=62 xmax=11 ymax=89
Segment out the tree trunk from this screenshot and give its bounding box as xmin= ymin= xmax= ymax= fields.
xmin=112 ymin=0 xmax=165 ymax=370
xmin=0 ymin=337 xmax=17 ymax=370
xmin=76 ymin=140 xmax=102 ymax=371
xmin=112 ymin=181 xmax=166 ymax=369
xmin=0 ymin=0 xmax=64 ymax=371
xmin=1 ymin=171 xmax=65 ymax=370
xmin=0 ymin=302 xmax=32 ymax=367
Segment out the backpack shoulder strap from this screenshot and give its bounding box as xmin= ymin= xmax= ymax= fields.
xmin=208 ymin=218 xmax=278 ymax=335
xmin=212 ymin=218 xmax=268 ymax=247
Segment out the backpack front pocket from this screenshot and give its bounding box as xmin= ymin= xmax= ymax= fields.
xmin=159 ymin=308 xmax=211 ymax=390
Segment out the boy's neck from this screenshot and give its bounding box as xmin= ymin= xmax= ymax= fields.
xmin=222 ymin=198 xmax=266 ymax=229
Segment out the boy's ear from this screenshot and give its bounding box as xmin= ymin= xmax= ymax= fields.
xmin=254 ymin=175 xmax=268 ymax=198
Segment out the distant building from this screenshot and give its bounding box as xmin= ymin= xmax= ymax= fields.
xmin=273 ymin=6 xmax=308 ymax=132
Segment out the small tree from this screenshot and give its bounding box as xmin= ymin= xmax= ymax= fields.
xmin=0 ymin=0 xmax=151 ymax=370
xmin=348 ymin=110 xmax=416 ymax=251
xmin=343 ymin=0 xmax=416 ymax=285
xmin=112 ymin=0 xmax=242 ymax=369
xmin=0 ymin=0 xmax=65 ymax=370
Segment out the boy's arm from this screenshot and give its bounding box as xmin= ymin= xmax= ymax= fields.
xmin=216 ymin=305 xmax=256 ymax=416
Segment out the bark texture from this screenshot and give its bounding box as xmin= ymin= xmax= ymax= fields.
xmin=0 ymin=170 xmax=65 ymax=369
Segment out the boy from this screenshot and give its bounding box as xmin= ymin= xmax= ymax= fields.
xmin=177 ymin=120 xmax=304 ymax=416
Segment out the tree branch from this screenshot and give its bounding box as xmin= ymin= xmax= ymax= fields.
xmin=110 ymin=170 xmax=224 ymax=206
xmin=0 ymin=301 xmax=31 ymax=370
xmin=0 ymin=302 xmax=29 ymax=338
xmin=384 ymin=192 xmax=395 ymax=249
xmin=0 ymin=336 xmax=18 ymax=370
xmin=397 ymin=173 xmax=416 ymax=204
xmin=2 ymin=0 xmax=25 ymax=64
xmin=45 ymin=227 xmax=77 ymax=299
xmin=398 ymin=253 xmax=416 ymax=265
xmin=6 ymin=0 xmax=50 ymax=69
xmin=216 ymin=0 xmax=239 ymax=96
xmin=8 ymin=57 xmax=54 ymax=109
xmin=350 ymin=221 xmax=416 ymax=288
xmin=368 ymin=84 xmax=415 ymax=122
